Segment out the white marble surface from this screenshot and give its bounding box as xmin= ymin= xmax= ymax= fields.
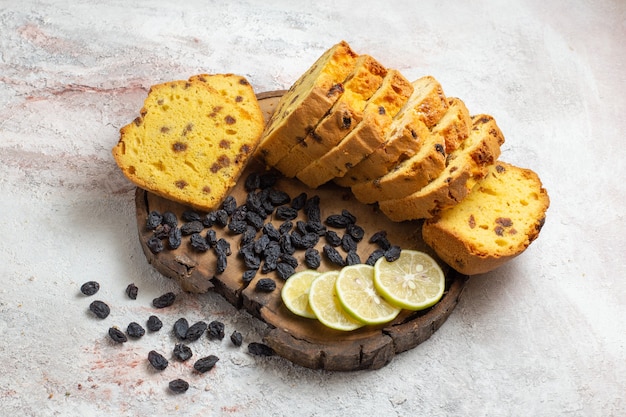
xmin=1 ymin=0 xmax=625 ymax=416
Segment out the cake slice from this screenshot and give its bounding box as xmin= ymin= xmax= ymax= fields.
xmin=272 ymin=54 xmax=388 ymax=178
xmin=254 ymin=41 xmax=359 ymax=167
xmin=349 ymin=97 xmax=471 ymax=203
xmin=334 ymin=76 xmax=450 ymax=188
xmin=112 ymin=74 xmax=264 ymax=212
xmin=422 ymin=161 xmax=550 ymax=275
xmin=378 ymin=114 xmax=505 ymax=220
xmin=296 ymin=69 xmax=414 ymax=188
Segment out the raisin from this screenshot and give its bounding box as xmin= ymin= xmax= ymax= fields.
xmin=173 ymin=318 xmax=189 ymax=340
xmin=80 ymin=281 xmax=100 ymax=296
xmin=365 ymin=249 xmax=385 ymax=266
xmin=227 ymin=220 xmax=247 ymax=234
xmin=268 ymin=189 xmax=291 ymax=206
xmin=215 ymin=238 xmax=231 ymax=256
xmin=242 ymin=269 xmax=258 ymax=283
xmin=345 ymin=250 xmax=361 ymax=266
xmin=248 ymin=342 xmax=274 ymax=356
xmin=194 ymin=355 xmax=219 ymax=373
xmin=162 ymin=211 xmax=178 ymax=228
xmin=206 ymin=229 xmax=218 ymax=247
xmin=295 ymin=220 xmax=307 ymax=235
xmin=241 ymin=249 xmax=261 ymax=270
xmin=202 ymin=211 xmax=217 ymax=227
xmin=181 ymin=210 xmax=202 ymax=222
xmin=214 ymin=209 xmax=229 ymax=227
xmin=325 ymin=214 xmax=350 ymax=228
xmin=384 ymin=245 xmax=402 ymax=262
xmin=190 ymin=232 xmax=210 ymax=251
xmin=369 ymin=230 xmax=390 ymax=250
xmin=173 ymin=343 xmax=193 ymax=362
xmin=168 ymin=227 xmax=182 ymax=249
xmin=240 ymin=225 xmax=257 ymax=245
xmin=89 ymin=300 xmax=110 ymax=319
xmin=152 ymin=292 xmax=176 ymax=309
xmin=185 ymin=321 xmax=208 ymax=341
xmin=244 ymin=172 xmax=261 ymax=191
xmin=207 ymin=320 xmax=225 ymax=340
xmin=180 ymin=220 xmax=204 ymax=235
xmin=222 ymin=195 xmax=237 ymax=215
xmin=276 ymin=262 xmax=296 ymax=280
xmin=347 ymin=223 xmax=365 ymax=241
xmin=169 ymin=378 xmax=189 ymax=393
xmin=306 ymin=220 xmax=326 ymax=235
xmin=278 ymin=221 xmax=293 ymax=235
xmin=148 ymin=350 xmax=168 ymax=371
xmin=230 ymin=330 xmax=243 ymax=347
xmin=325 ymin=230 xmax=342 ymax=246
xmin=146 ymin=236 xmax=164 ymax=254
xmin=259 ymin=173 xmax=277 ymax=189
xmin=108 ymin=327 xmax=127 ymax=343
xmin=323 ymin=244 xmax=345 ymax=267
xmin=126 ymin=322 xmax=145 ymax=338
xmin=125 ymin=283 xmax=138 ymax=300
xmin=275 ymin=206 xmax=298 ymax=220
xmin=304 ymin=195 xmax=321 ymax=222
xmin=279 ymin=234 xmax=295 ymax=255
xmin=290 ymin=192 xmax=307 ymax=210
xmin=341 ymin=234 xmax=357 ymax=252
xmin=254 ymin=234 xmax=270 ymax=254
xmin=146 ymin=211 xmax=162 ymax=230
xmin=152 ymin=223 xmax=171 ymax=240
xmin=341 ymin=209 xmax=357 ymax=224
xmin=304 ymin=248 xmax=321 ymax=269
xmin=147 ymin=315 xmax=163 ymax=332
xmin=216 ymin=253 xmax=228 ymax=274
xmin=245 ymin=211 xmax=265 ymax=230
xmin=280 ymin=253 xmax=298 ymax=269
xmin=262 ymin=223 xmax=281 ymax=241
xmin=246 ymin=191 xmax=263 ymax=213
xmin=256 ymin=278 xmax=276 ymax=292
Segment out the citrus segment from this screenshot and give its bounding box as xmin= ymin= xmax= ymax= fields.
xmin=281 ymin=269 xmax=320 ymax=319
xmin=308 ymin=271 xmax=364 ymax=331
xmin=335 ymin=264 xmax=401 ymax=325
xmin=374 ymin=250 xmax=445 ymax=310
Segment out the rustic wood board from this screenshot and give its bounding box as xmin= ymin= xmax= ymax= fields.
xmin=134 ymin=91 xmax=469 ymax=371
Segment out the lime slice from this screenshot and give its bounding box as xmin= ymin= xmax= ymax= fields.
xmin=281 ymin=269 xmax=320 ymax=319
xmin=374 ymin=250 xmax=445 ymax=310
xmin=335 ymin=264 xmax=401 ymax=325
xmin=308 ymin=271 xmax=364 ymax=331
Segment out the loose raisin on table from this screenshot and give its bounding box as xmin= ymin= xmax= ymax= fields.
xmin=152 ymin=292 xmax=176 ymax=309
xmin=173 ymin=318 xmax=189 ymax=340
xmin=256 ymin=278 xmax=276 ymax=292
xmin=227 ymin=219 xmax=247 ymax=234
xmin=365 ymin=249 xmax=385 ymax=266
xmin=304 ymin=195 xmax=321 ymax=222
xmin=345 ymin=250 xmax=361 ymax=266
xmin=290 ymin=192 xmax=307 ymax=210
xmin=341 ymin=234 xmax=357 ymax=252
xmin=280 ymin=253 xmax=298 ymax=269
xmin=207 ymin=320 xmax=225 ymax=340
xmin=108 ymin=327 xmax=127 ymax=343
xmin=325 ymin=230 xmax=342 ymax=247
xmin=325 ymin=214 xmax=350 ymax=228
xmin=162 ymin=211 xmax=178 ymax=228
xmin=341 ymin=209 xmax=357 ymax=224
xmin=275 ymin=206 xmax=298 ymax=220
xmin=263 ymin=222 xmax=281 ymax=241
xmin=259 ymin=172 xmax=277 ymax=189
xmin=369 ymin=230 xmax=391 ymax=250
xmin=214 ymin=209 xmax=229 ymax=227
xmin=181 ymin=210 xmax=202 ymax=222
xmin=230 ymin=330 xmax=243 ymax=347
xmin=216 ymin=253 xmax=228 ymax=274
xmin=126 ymin=322 xmax=145 ymax=338
xmin=173 ymin=343 xmax=193 ymax=362
xmin=242 ymin=269 xmax=258 ymax=283
xmin=194 ymin=355 xmax=219 ymax=373
xmin=125 ymin=283 xmax=138 ymax=300
xmin=190 ymin=233 xmax=210 ymax=251
xmin=146 ymin=236 xmax=164 ymax=254
xmin=323 ymin=244 xmax=345 ymax=267
xmin=80 ymin=281 xmax=100 ymax=296
xmin=304 ymin=248 xmax=321 ymax=269
xmin=347 ymin=223 xmax=365 ymax=241
xmin=278 ymin=220 xmax=293 ymax=235
xmin=202 ymin=211 xmax=217 ymax=227
xmin=384 ymin=245 xmax=402 ymax=262
xmin=89 ymin=300 xmax=110 ymax=319
xmin=185 ymin=321 xmax=208 ymax=341
xmin=181 ymin=220 xmax=204 ymax=235
xmin=168 ymin=378 xmax=189 ymax=394
xmin=168 ymin=227 xmax=182 ymax=249
xmin=276 ymin=262 xmax=296 ymax=280
xmin=269 ymin=189 xmax=291 ymax=206
xmin=244 ymin=172 xmax=261 ymax=191
xmin=222 ymin=195 xmax=237 ymax=215
xmin=146 ymin=211 xmax=162 ymax=230
xmin=248 ymin=342 xmax=275 ymax=357
xmin=206 ymin=229 xmax=218 ymax=247
xmin=148 ymin=350 xmax=169 ymax=371
xmin=279 ymin=234 xmax=295 ymax=255
xmin=146 ymin=315 xmax=163 ymax=332
xmin=216 ymin=238 xmax=231 ymax=256
xmin=246 ymin=211 xmax=264 ymax=230
xmin=153 ymin=223 xmax=171 ymax=240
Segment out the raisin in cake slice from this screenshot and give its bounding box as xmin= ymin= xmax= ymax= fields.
xmin=378 ymin=114 xmax=504 ymax=220
xmin=254 ymin=41 xmax=359 ymax=167
xmin=296 ymin=69 xmax=414 ymax=188
xmin=422 ymin=161 xmax=550 ymax=275
xmin=272 ymin=54 xmax=388 ymax=178
xmin=350 ymin=97 xmax=471 ymax=203
xmin=112 ymin=74 xmax=264 ymax=212
xmin=334 ymin=75 xmax=450 ymax=188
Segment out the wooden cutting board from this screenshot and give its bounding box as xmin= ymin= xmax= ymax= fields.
xmin=135 ymin=91 xmax=469 ymax=371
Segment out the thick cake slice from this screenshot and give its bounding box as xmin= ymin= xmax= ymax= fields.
xmin=272 ymin=55 xmax=388 ymax=178
xmin=350 ymin=97 xmax=471 ymax=203
xmin=378 ymin=114 xmax=505 ymax=220
xmin=422 ymin=161 xmax=550 ymax=275
xmin=296 ymin=69 xmax=414 ymax=188
xmin=334 ymin=76 xmax=450 ymax=188
xmin=254 ymin=41 xmax=359 ymax=166
xmin=112 ymin=74 xmax=264 ymax=212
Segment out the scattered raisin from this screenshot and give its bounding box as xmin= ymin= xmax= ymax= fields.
xmin=280 ymin=253 xmax=298 ymax=269
xmin=323 ymin=244 xmax=345 ymax=267
xmin=230 ymin=330 xmax=243 ymax=347
xmin=89 ymin=300 xmax=110 ymax=319
xmin=161 ymin=211 xmax=178 ymax=228
xmin=290 ymin=192 xmax=307 ymax=210
xmin=275 ymin=206 xmax=298 ymax=220
xmin=248 ymin=342 xmax=275 ymax=356
xmin=325 ymin=214 xmax=350 ymax=228
xmin=269 ymin=189 xmax=291 ymax=206
xmin=341 ymin=209 xmax=357 ymax=224
xmin=126 ymin=322 xmax=145 ymax=338
xmin=325 ymin=230 xmax=342 ymax=246
xmin=263 ymin=222 xmax=281 ymax=241
xmin=80 ymin=281 xmax=100 ymax=296
xmin=214 ymin=209 xmax=229 ymax=227
xmin=125 ymin=283 xmax=138 ymax=300
xmin=244 ymin=172 xmax=261 ymax=191
xmin=341 ymin=234 xmax=357 ymax=252
xmin=345 ymin=250 xmax=361 ymax=266
xmin=194 ymin=355 xmax=219 ymax=373
xmin=245 ymin=211 xmax=265 ymax=230
xmin=276 ymin=262 xmax=296 ymax=280
xmin=259 ymin=173 xmax=277 ymax=189
xmin=146 ymin=315 xmax=163 ymax=332
xmin=173 ymin=343 xmax=193 ymax=362
xmin=242 ymin=269 xmax=258 ymax=283
xmin=108 ymin=327 xmax=127 ymax=343
xmin=207 ymin=320 xmax=225 ymax=340
xmin=168 ymin=227 xmax=182 ymax=249
xmin=185 ymin=321 xmax=208 ymax=341
xmin=146 ymin=236 xmax=164 ymax=254
xmin=369 ymin=230 xmax=390 ymax=250
xmin=148 ymin=350 xmax=169 ymax=371
xmin=152 ymin=292 xmax=176 ymax=309
xmin=169 ymin=378 xmax=189 ymax=393
xmin=304 ymin=195 xmax=321 ymax=222
xmin=222 ymin=195 xmax=237 ymax=215
xmin=347 ymin=223 xmax=365 ymax=241
xmin=384 ymin=245 xmax=402 ymax=262
xmin=173 ymin=318 xmax=189 ymax=340
xmin=365 ymin=249 xmax=385 ymax=266
xmin=181 ymin=220 xmax=204 ymax=235
xmin=190 ymin=233 xmax=210 ymax=251
xmin=202 ymin=211 xmax=217 ymax=227
xmin=256 ymin=278 xmax=276 ymax=292
xmin=304 ymin=248 xmax=321 ymax=269
xmin=146 ymin=211 xmax=162 ymax=230
xmin=206 ymin=229 xmax=218 ymax=247
xmin=181 ymin=210 xmax=202 ymax=222
xmin=278 ymin=221 xmax=293 ymax=235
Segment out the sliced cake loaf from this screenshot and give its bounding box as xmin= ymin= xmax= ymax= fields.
xmin=422 ymin=161 xmax=550 ymax=275
xmin=334 ymin=75 xmax=450 ymax=188
xmin=296 ymin=69 xmax=414 ymax=188
xmin=378 ymin=114 xmax=505 ymax=221
xmin=112 ymin=74 xmax=264 ymax=212
xmin=349 ymin=97 xmax=471 ymax=203
xmin=272 ymin=54 xmax=387 ymax=178
xmin=254 ymin=41 xmax=359 ymax=166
